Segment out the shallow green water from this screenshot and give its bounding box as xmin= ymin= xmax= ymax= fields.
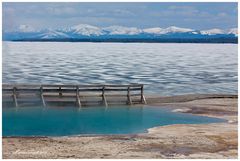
xmin=3 ymin=106 xmax=224 ymax=136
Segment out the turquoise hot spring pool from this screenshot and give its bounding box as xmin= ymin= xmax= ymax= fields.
xmin=3 ymin=106 xmax=225 ymax=137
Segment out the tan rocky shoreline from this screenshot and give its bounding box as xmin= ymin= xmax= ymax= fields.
xmin=3 ymin=94 xmax=238 ymax=159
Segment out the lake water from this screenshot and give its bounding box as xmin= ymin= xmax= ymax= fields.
xmin=2 ymin=42 xmax=237 ymax=95
xmin=3 ymin=106 xmax=224 ymax=136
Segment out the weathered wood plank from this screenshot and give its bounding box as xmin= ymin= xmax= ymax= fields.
xmin=105 ymin=84 xmax=142 ymax=87
xmin=105 ymin=94 xmax=128 ymax=97
xmin=40 ymin=86 xmax=46 ymax=107
xmin=142 ymin=95 xmax=147 ymax=104
xmin=10 ymin=84 xmax=143 ymax=88
xmin=102 ymin=86 xmax=108 ymax=107
xmin=76 ymin=86 xmax=81 ymax=108
xmin=42 ymin=89 xmax=77 ymax=93
xmin=127 ymin=87 xmax=132 ymax=105
xmin=13 ymin=87 xmax=18 ymax=107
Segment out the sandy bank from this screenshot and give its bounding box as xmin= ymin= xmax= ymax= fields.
xmin=3 ymin=94 xmax=238 ymax=159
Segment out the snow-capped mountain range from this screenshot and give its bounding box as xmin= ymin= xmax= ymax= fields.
xmin=3 ymin=24 xmax=238 ymax=41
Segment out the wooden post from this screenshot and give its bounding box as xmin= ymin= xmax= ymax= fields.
xmin=102 ymin=86 xmax=108 ymax=107
xmin=40 ymin=86 xmax=46 ymax=107
xmin=13 ymin=87 xmax=18 ymax=107
xmin=76 ymin=86 xmax=81 ymax=108
xmin=142 ymin=95 xmax=147 ymax=104
xmin=141 ymin=85 xmax=147 ymax=104
xmin=127 ymin=86 xmax=132 ymax=105
xmin=59 ymin=86 xmax=62 ymax=97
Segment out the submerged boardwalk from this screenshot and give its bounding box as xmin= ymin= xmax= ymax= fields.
xmin=2 ymin=84 xmax=147 ymax=107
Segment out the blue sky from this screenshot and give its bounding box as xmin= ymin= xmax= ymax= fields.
xmin=3 ymin=2 xmax=238 ymax=31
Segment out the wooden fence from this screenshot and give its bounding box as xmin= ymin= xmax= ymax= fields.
xmin=2 ymin=84 xmax=147 ymax=107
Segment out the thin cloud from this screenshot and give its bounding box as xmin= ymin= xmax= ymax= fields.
xmin=2 ymin=2 xmax=238 ymax=31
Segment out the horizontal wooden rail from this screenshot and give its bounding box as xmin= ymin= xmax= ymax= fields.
xmin=3 ymin=84 xmax=142 ymax=87
xmin=2 ymin=84 xmax=146 ymax=107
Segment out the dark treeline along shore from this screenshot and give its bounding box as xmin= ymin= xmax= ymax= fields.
xmin=13 ymin=37 xmax=238 ymax=43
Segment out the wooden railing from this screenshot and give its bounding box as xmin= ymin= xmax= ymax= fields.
xmin=2 ymin=84 xmax=147 ymax=107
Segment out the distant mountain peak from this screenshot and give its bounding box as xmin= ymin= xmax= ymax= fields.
xmin=200 ymin=28 xmax=224 ymax=35
xmin=38 ymin=30 xmax=69 ymax=39
xmin=18 ymin=24 xmax=36 ymax=33
xmin=228 ymin=28 xmax=238 ymax=36
xmin=64 ymin=24 xmax=103 ymax=36
xmin=143 ymin=26 xmax=194 ymax=35
xmin=103 ymin=25 xmax=142 ymax=35
xmin=143 ymin=27 xmax=163 ymax=34
xmin=3 ymin=24 xmax=238 ymax=41
xmin=163 ymin=26 xmax=194 ymax=33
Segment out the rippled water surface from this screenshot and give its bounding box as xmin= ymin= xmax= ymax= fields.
xmin=3 ymin=42 xmax=237 ymax=95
